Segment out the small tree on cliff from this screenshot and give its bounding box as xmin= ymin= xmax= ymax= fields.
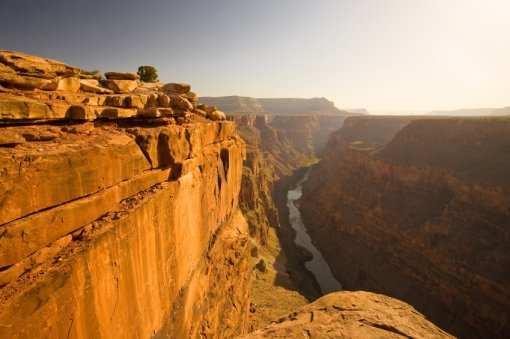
xmin=137 ymin=65 xmax=158 ymax=82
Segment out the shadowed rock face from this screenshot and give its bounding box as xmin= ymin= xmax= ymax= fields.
xmin=300 ymin=116 xmax=510 ymax=338
xmin=242 ymin=291 xmax=454 ymax=338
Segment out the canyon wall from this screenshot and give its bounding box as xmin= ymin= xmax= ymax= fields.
xmin=200 ymin=95 xmax=351 ymax=116
xmin=0 ymin=51 xmax=250 ymax=338
xmin=300 ymin=116 xmax=510 ymax=338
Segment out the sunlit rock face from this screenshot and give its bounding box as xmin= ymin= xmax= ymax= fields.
xmin=0 ymin=51 xmax=250 ymax=339
xmin=299 ymin=116 xmax=510 ymax=338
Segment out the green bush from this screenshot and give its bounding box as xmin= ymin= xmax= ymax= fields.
xmin=137 ymin=65 xmax=158 ymax=82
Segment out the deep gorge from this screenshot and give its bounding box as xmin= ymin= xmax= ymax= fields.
xmin=2 ymin=50 xmax=508 ymax=338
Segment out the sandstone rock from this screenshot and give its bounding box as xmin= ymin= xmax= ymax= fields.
xmin=0 ymin=130 xmax=25 ymax=146
xmin=0 ymin=50 xmax=82 ymax=78
xmin=207 ymin=110 xmax=226 ymax=121
xmin=243 ymin=291 xmax=454 ymax=338
xmin=56 ymin=77 xmax=80 ymax=92
xmin=0 ymin=63 xmax=15 ymax=74
xmin=170 ymin=95 xmax=193 ymax=111
xmin=137 ymin=107 xmax=162 ymax=118
xmin=0 ymin=128 xmax=150 ymax=227
xmin=103 ymin=79 xmax=138 ymax=93
xmin=194 ymin=108 xmax=207 ymax=117
xmin=105 ymin=72 xmax=139 ymax=80
xmin=21 ymin=130 xmax=60 ymax=142
xmin=96 ymin=106 xmax=138 ymax=119
xmin=0 ymin=95 xmax=52 ymax=119
xmin=162 ymin=83 xmax=191 ymax=94
xmin=158 ymin=94 xmax=171 ymax=107
xmin=124 ymin=95 xmax=145 ymax=109
xmin=146 ymin=93 xmax=159 ymax=107
xmin=80 ymin=79 xmax=113 ymax=94
xmin=0 ymin=118 xmax=247 ymax=339
xmin=66 ymin=104 xmax=94 ymax=120
xmin=0 ymin=73 xmax=56 ymax=90
xmin=184 ymin=91 xmax=198 ymax=103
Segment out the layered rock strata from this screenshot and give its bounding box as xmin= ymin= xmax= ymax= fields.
xmin=0 ymin=51 xmax=248 ymax=338
xmin=300 ymin=116 xmax=510 ymax=338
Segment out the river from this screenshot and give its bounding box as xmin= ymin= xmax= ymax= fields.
xmin=287 ymin=169 xmax=342 ymax=294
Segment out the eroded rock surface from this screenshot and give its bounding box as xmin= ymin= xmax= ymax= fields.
xmin=0 ymin=51 xmax=247 ymax=339
xmin=242 ymin=291 xmax=454 ymax=338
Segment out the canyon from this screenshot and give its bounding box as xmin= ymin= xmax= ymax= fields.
xmin=300 ymin=116 xmax=510 ymax=338
xmin=0 ymin=50 xmax=499 ymax=338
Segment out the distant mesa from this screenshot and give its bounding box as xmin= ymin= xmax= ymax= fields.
xmin=200 ymin=95 xmax=365 ymax=116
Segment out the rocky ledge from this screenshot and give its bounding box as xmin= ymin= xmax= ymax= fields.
xmin=242 ymin=291 xmax=453 ymax=338
xmin=0 ymin=50 xmax=226 ymax=123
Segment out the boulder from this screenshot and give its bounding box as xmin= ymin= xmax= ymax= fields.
xmin=158 ymin=94 xmax=171 ymax=107
xmin=170 ymin=95 xmax=193 ymax=111
xmin=66 ymin=105 xmax=95 ymax=120
xmin=79 ymin=79 xmax=114 ymax=94
xmin=95 ymin=106 xmax=138 ymax=119
xmin=207 ymin=110 xmax=226 ymax=121
xmin=0 ymin=95 xmax=53 ymax=119
xmin=146 ymin=93 xmax=159 ymax=108
xmin=137 ymin=107 xmax=174 ymax=118
xmin=162 ymin=83 xmax=191 ymax=94
xmin=0 ymin=73 xmax=56 ymax=90
xmin=184 ymin=91 xmax=198 ymax=103
xmin=103 ymin=79 xmax=138 ymax=93
xmin=0 ymin=50 xmax=82 ymax=78
xmin=124 ymin=95 xmax=145 ymax=109
xmin=105 ymin=72 xmax=140 ymax=80
xmin=56 ymin=77 xmax=80 ymax=92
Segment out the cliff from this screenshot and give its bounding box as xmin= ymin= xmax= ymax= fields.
xmin=0 ymin=51 xmax=456 ymax=339
xmin=234 ymin=114 xmax=317 ymax=330
xmin=200 ymin=95 xmax=351 ymax=116
xmin=300 ymin=116 xmax=510 ymax=338
xmin=0 ymin=50 xmax=250 ymax=338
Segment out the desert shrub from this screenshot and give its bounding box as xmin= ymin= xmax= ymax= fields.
xmin=137 ymin=65 xmax=158 ymax=82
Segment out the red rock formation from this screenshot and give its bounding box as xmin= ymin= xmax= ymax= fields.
xmin=242 ymin=291 xmax=454 ymax=338
xmin=300 ymin=116 xmax=510 ymax=338
xmin=0 ymin=51 xmax=249 ymax=338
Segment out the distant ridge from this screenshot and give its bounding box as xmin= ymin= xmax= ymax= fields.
xmin=200 ymin=95 xmax=360 ymax=116
xmin=428 ymin=106 xmax=510 ymax=116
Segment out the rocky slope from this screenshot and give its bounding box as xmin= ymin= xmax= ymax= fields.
xmin=243 ymin=291 xmax=454 ymax=339
xmin=300 ymin=116 xmax=510 ymax=338
xmin=0 ymin=50 xmax=249 ymax=338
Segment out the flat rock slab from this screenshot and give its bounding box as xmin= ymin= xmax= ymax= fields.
xmin=242 ymin=291 xmax=455 ymax=338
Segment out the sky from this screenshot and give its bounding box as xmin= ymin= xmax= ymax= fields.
xmin=1 ymin=0 xmax=509 ymax=112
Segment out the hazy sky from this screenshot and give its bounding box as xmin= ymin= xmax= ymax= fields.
xmin=1 ymin=0 xmax=509 ymax=111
